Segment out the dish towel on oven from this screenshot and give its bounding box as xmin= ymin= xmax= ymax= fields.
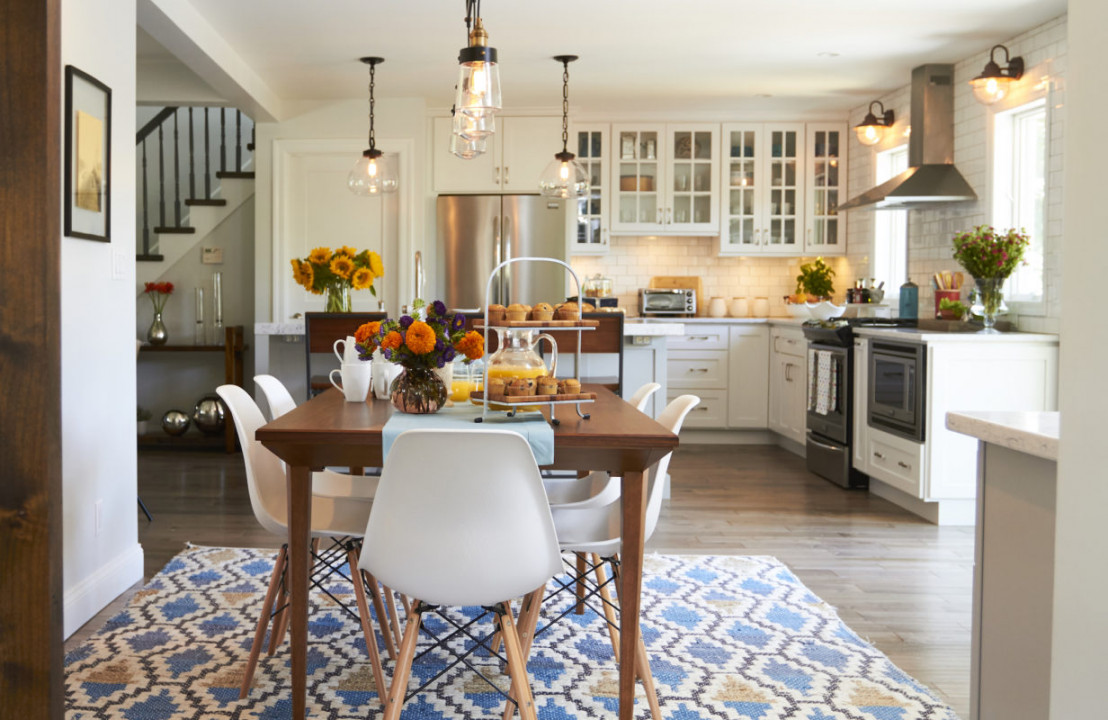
xmin=382 ymin=402 xmax=554 ymax=465
xmin=808 ymin=349 xmax=835 ymax=415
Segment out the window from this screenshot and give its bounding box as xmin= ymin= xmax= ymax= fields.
xmin=873 ymin=146 xmax=909 ymax=296
xmin=993 ymin=99 xmax=1046 ymax=304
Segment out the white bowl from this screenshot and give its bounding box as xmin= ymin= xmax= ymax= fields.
xmin=784 ymin=303 xmax=811 ymax=319
xmin=806 ymin=300 xmax=847 ymax=321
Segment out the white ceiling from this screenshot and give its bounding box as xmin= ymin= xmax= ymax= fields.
xmin=150 ymin=0 xmax=1066 ymax=117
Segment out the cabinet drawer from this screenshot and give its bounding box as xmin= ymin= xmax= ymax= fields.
xmin=667 ymin=351 xmax=727 ymax=389
xmin=867 ymin=434 xmax=925 ymax=497
xmin=667 ymin=325 xmax=730 ymax=350
xmin=772 ymin=331 xmax=805 ymax=358
xmin=669 ymin=389 xmax=727 ymax=428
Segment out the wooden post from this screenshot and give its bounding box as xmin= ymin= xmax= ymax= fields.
xmin=0 ymin=0 xmax=63 ymax=718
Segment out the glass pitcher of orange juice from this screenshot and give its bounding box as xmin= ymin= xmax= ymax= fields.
xmin=486 ymin=328 xmax=558 ymax=410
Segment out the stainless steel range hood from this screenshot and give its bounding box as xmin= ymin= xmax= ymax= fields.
xmin=841 ymin=64 xmax=977 ymax=211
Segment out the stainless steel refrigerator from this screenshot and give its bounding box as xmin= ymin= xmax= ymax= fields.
xmin=437 ymin=194 xmax=568 ymax=310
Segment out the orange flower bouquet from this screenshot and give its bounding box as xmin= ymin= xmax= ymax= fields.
xmin=290 ymin=246 xmax=383 ymax=312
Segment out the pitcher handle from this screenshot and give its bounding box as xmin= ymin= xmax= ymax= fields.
xmin=536 ymin=333 xmax=558 ymax=379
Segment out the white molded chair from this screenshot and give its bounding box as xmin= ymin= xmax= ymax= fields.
xmin=217 ymin=384 xmax=397 ymax=702
xmin=542 ymin=382 xmax=662 ymax=507
xmin=541 ymin=394 xmax=700 ymax=720
xmin=253 ymin=374 xmax=378 ymax=501
xmin=359 ymin=429 xmax=563 ymax=720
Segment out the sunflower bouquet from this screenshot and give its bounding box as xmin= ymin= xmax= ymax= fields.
xmin=290 ymin=245 xmax=384 ymax=312
xmin=354 ymin=299 xmax=484 ymax=371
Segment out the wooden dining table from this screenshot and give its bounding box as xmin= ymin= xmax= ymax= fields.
xmin=256 ymin=385 xmax=679 ymax=720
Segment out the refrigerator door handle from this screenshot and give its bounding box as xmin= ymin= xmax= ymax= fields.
xmin=502 ymin=214 xmax=512 ymax=304
xmin=493 ymin=215 xmax=502 ymax=305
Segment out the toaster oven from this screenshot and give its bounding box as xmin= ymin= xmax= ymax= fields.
xmin=639 ymin=288 xmax=696 ymax=316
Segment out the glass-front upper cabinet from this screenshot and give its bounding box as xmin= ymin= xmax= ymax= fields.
xmin=720 ymin=125 xmax=762 ymax=253
xmin=611 ymin=125 xmax=665 ymax=234
xmin=568 ymin=124 xmax=610 ymax=255
xmin=804 ymin=123 xmax=847 ymax=255
xmin=667 ymin=124 xmax=719 ymax=233
xmin=764 ymin=125 xmax=805 ymax=253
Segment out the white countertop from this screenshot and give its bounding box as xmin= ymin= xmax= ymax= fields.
xmin=946 ymin=411 xmax=1060 ymax=461
xmin=854 ymin=326 xmax=1059 ymax=343
xmin=257 ymin=320 xmax=687 ymax=338
xmin=633 ymin=316 xmax=802 ymax=325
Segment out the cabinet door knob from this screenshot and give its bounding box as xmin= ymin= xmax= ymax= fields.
xmin=504 ymin=165 xmax=510 ymax=184
xmin=873 ymin=451 xmax=885 ymax=460
xmin=666 ymin=207 xmax=672 ymax=224
xmin=494 ymin=166 xmax=500 ymax=184
xmin=601 ymin=228 xmax=608 ymax=245
xmin=657 ymin=208 xmax=663 ymax=224
xmin=897 ymin=461 xmax=911 ymax=469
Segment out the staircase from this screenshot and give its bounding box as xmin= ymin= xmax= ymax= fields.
xmin=135 ymin=106 xmax=255 ymax=272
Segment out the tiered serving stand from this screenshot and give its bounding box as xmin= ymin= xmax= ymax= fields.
xmin=470 ymin=257 xmax=596 ymax=425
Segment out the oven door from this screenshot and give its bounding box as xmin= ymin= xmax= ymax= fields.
xmin=868 ymin=341 xmax=926 ymax=441
xmin=806 ymin=342 xmax=849 ymax=445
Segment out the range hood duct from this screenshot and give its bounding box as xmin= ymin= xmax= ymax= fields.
xmin=841 ymin=64 xmax=977 ymax=210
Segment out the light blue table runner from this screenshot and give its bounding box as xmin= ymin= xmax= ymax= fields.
xmin=381 ymin=403 xmax=554 ymax=465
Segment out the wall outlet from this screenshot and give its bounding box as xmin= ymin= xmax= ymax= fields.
xmin=202 ymin=247 xmax=224 ymax=264
xmin=94 ymin=499 xmax=103 ymax=536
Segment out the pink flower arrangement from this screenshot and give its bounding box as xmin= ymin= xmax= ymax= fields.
xmin=951 ymin=225 xmax=1029 ymax=280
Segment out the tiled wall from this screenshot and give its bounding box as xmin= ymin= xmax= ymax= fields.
xmin=570 ymin=238 xmax=855 ymax=317
xmin=846 ymin=15 xmax=1066 ymax=333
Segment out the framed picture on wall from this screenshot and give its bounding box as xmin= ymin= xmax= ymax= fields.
xmin=64 ymin=65 xmax=112 ymax=242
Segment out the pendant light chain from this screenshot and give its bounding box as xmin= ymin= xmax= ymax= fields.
xmin=368 ymin=60 xmax=376 ymax=151
xmin=561 ymin=59 xmax=570 ymax=154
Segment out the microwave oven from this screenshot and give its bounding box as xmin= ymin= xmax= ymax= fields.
xmin=868 ymin=340 xmax=927 ymax=442
xmin=639 ymin=288 xmax=696 ymax=316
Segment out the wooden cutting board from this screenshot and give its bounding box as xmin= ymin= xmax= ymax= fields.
xmin=649 ymin=276 xmax=705 ymax=316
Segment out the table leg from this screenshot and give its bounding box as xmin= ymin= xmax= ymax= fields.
xmin=619 ymin=470 xmax=647 ymax=720
xmin=287 ymin=464 xmax=312 ymax=720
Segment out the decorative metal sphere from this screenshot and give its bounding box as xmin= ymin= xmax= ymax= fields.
xmin=161 ymin=409 xmax=191 ymax=436
xmin=193 ymin=394 xmax=226 ymax=435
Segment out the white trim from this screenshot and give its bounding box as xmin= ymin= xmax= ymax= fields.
xmin=64 ymin=543 xmax=144 ymax=639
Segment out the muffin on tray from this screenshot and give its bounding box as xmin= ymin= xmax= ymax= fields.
xmin=506 ymin=303 xmax=528 ymax=322
xmin=486 ymin=303 xmax=506 ymax=325
xmin=536 ymin=376 xmax=558 ymax=395
xmin=558 ymin=378 xmax=581 ymax=395
xmin=531 ymin=302 xmax=555 ymax=322
xmin=505 ymin=377 xmax=536 ymax=396
xmin=486 ymin=377 xmax=506 ymax=397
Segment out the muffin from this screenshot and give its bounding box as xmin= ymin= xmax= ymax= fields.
xmin=505 ymin=377 xmax=536 ymax=396
xmin=506 ymin=303 xmax=528 ymax=322
xmin=486 ymin=377 xmax=506 ymax=397
xmin=558 ymin=378 xmax=581 ymax=395
xmin=486 ymin=303 xmax=506 ymax=325
xmin=531 ymin=302 xmax=555 ymax=322
xmin=555 ymin=301 xmax=579 ymax=320
xmin=536 ymin=376 xmax=558 ymax=395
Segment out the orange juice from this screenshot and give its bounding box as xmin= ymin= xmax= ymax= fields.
xmin=450 ymin=379 xmax=478 ymax=402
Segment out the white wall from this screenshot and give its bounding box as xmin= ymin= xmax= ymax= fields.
xmin=846 ymin=15 xmax=1067 ymax=333
xmin=61 ymin=0 xmax=143 ymax=637
xmin=1051 ymin=0 xmax=1108 ymax=714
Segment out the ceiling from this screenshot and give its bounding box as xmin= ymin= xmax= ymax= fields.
xmin=146 ymin=0 xmax=1066 ymax=117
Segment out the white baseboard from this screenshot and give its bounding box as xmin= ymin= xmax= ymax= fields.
xmin=64 ymin=543 xmax=144 ymax=639
xmin=869 ymin=479 xmax=976 ymax=526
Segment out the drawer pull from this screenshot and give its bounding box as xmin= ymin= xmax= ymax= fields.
xmin=694 ymin=406 xmax=709 ymax=411
xmin=873 ymin=451 xmax=885 ymax=460
xmin=688 ymin=367 xmax=709 ymax=373
xmin=897 ymin=461 xmax=911 ymax=469
xmin=689 ymin=336 xmax=712 ymax=341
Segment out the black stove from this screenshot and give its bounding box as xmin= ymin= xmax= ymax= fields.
xmin=801 ymin=317 xmax=917 ymax=346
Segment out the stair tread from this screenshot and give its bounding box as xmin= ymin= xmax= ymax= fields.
xmin=136 ymin=254 xmax=165 ymax=262
xmin=153 ymin=226 xmax=196 ymax=234
xmin=185 ymin=198 xmax=228 ymax=206
xmin=216 ymin=171 xmax=255 ymax=179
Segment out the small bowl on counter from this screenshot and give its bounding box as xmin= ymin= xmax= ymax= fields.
xmin=805 ymin=300 xmax=847 ymax=321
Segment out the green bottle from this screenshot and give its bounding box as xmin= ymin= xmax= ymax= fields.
xmin=898 ymin=280 xmax=918 ymax=320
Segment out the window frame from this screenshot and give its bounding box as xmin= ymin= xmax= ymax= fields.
xmin=872 ymin=144 xmax=909 ymax=301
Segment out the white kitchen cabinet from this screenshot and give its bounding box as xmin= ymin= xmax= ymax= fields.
xmin=852 ymin=337 xmax=869 ymax=473
xmin=768 ymin=325 xmax=807 ymax=444
xmin=728 ymin=325 xmax=769 ymax=427
xmin=803 ymin=123 xmax=847 ymax=256
xmin=611 ymin=124 xmax=719 ymax=236
xmin=433 ymin=116 xmax=561 ymax=194
xmin=568 ymin=124 xmax=610 ymax=255
xmin=719 ymin=124 xmax=805 ymax=255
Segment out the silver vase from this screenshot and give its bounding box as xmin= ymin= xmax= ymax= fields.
xmin=147 ymin=311 xmax=168 ymax=346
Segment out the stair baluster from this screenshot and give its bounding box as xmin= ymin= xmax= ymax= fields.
xmin=188 ymin=108 xmax=196 ymax=202
xmin=220 ymin=107 xmax=226 ymax=174
xmin=141 ymin=138 xmax=151 ymax=256
xmin=173 ymin=110 xmax=182 ymax=227
xmin=235 ymin=109 xmax=242 ymax=172
xmin=204 ymin=108 xmax=211 ymax=199
xmin=158 ymin=124 xmax=166 ymax=229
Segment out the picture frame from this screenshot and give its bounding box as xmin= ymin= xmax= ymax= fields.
xmin=64 ymin=65 xmax=111 ymax=242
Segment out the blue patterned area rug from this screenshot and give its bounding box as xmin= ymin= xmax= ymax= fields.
xmin=65 ymin=546 xmax=958 ymax=719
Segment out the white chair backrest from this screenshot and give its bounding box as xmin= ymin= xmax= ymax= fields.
xmin=628 ymin=382 xmax=662 ymax=413
xmin=254 ymin=374 xmax=298 ymax=419
xmin=216 ymin=384 xmax=290 ymax=537
xmin=644 ymin=394 xmax=700 ymax=541
xmin=360 ymin=429 xmax=562 ymax=607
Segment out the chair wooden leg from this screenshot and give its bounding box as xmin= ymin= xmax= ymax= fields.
xmin=240 ymin=545 xmax=287 ymax=699
xmin=382 ymin=603 xmax=424 ymax=720
xmin=611 ymin=555 xmax=662 ymax=720
xmin=346 ymin=549 xmax=387 ymax=702
xmin=363 ymin=571 xmax=398 ymax=660
xmin=382 ymin=583 xmax=404 ymax=650
xmin=501 ymin=587 xmax=546 ymax=720
xmin=592 ymin=553 xmax=621 ymax=664
xmin=499 ymin=602 xmax=538 ymax=720
xmin=574 ymin=552 xmax=587 ymax=614
xmin=399 ymin=593 xmax=412 ymax=616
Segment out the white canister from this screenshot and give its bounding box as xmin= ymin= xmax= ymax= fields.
xmin=729 ymin=297 xmax=749 ymax=318
xmin=752 ymin=297 xmax=770 ymax=318
xmin=708 ymin=297 xmax=727 ymax=318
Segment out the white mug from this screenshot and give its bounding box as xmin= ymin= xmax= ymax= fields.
xmin=333 ymin=335 xmax=358 ymax=365
xmin=330 ymin=361 xmax=372 ymax=402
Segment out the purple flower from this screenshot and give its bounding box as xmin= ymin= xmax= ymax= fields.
xmin=432 ymin=300 xmax=447 ymax=317
xmin=383 ymin=348 xmax=393 ymax=360
xmin=451 ymin=314 xmax=466 ymax=331
xmin=399 ymin=315 xmax=414 ymax=329
xmin=443 ymin=346 xmax=457 ymax=363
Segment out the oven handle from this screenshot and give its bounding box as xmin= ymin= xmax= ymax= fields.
xmin=806 ymin=432 xmax=845 ymax=453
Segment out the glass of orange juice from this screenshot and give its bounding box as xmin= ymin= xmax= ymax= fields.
xmin=450 ymin=362 xmax=478 ymax=402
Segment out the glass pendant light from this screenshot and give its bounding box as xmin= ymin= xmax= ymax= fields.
xmin=453 ymin=103 xmax=495 ymax=140
xmin=348 ymin=57 xmax=398 ymax=195
xmin=970 ymin=44 xmax=1024 ymax=106
xmin=538 ymin=55 xmax=589 ymax=199
xmin=453 ymin=0 xmax=501 ymax=119
xmin=450 ymin=118 xmax=488 ymax=159
xmin=853 ymin=101 xmax=895 ymax=147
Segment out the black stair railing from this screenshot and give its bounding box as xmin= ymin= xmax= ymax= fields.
xmin=135 ymin=105 xmax=255 ymax=260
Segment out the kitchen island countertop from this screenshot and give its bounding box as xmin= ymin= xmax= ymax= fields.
xmin=946 ymin=410 xmax=1059 ymax=461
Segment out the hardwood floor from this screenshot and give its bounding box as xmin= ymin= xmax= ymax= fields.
xmin=68 ymin=443 xmax=973 ymax=718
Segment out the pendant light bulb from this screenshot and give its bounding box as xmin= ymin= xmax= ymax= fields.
xmin=349 ymin=57 xmax=398 ymax=195
xmin=539 ymin=55 xmax=590 ymax=199
xmin=454 ymin=11 xmax=501 ymax=117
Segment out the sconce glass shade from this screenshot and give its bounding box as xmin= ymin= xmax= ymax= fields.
xmin=455 ymin=19 xmax=501 ymax=117
xmin=453 ymin=107 xmax=495 ymax=140
xmin=971 ymin=45 xmax=1024 ymax=106
xmin=855 ymin=124 xmax=883 ymax=146
xmin=348 ymin=150 xmax=398 ymax=195
xmin=450 ymin=131 xmax=487 ymax=159
xmin=854 ymin=101 xmax=895 ymax=147
xmin=539 ymin=152 xmax=589 ymax=199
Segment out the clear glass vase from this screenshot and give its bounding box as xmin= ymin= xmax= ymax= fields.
xmin=973 ymin=276 xmax=1004 ymax=332
xmin=324 ymin=283 xmax=352 ymax=313
xmin=389 ymin=366 xmax=447 ymax=414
